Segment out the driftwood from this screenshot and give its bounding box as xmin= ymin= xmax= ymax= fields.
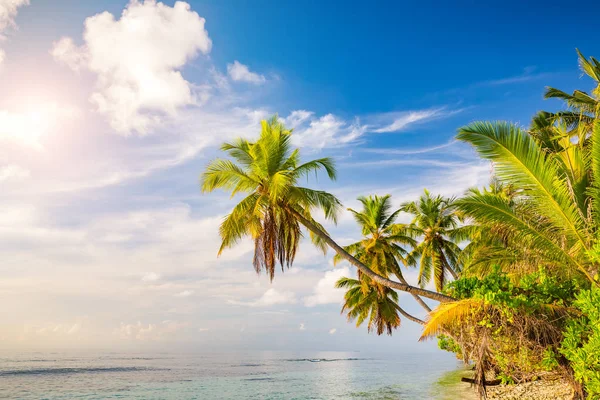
xmin=461 ymin=377 xmax=502 ymax=386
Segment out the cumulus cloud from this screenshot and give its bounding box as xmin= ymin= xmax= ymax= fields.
xmin=0 ymin=0 xmax=29 ymax=66
xmin=227 ymin=60 xmax=266 ymax=84
xmin=303 ymin=267 xmax=351 ymax=307
xmin=51 ymin=0 xmax=212 ymax=135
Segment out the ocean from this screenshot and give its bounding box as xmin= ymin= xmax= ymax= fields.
xmin=0 ymin=351 xmax=472 ymax=399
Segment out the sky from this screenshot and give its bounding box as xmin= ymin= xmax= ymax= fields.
xmin=1 ymin=0 xmax=599 ymax=353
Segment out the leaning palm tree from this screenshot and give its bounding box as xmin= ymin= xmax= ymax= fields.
xmin=334 ymin=194 xmax=431 ymax=312
xmin=201 ymin=116 xmax=453 ymax=303
xmin=401 ymin=190 xmax=463 ymax=291
xmin=201 ymin=116 xmax=340 ymax=281
xmin=336 ymin=276 xmax=423 ymax=335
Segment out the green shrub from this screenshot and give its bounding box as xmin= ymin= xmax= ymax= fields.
xmin=560 ymin=287 xmax=600 ymax=398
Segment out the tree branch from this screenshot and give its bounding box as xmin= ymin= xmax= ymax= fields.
xmin=393 ymin=303 xmax=425 ymax=325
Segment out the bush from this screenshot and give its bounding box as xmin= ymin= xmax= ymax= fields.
xmin=435 ymin=268 xmax=579 ymax=383
xmin=560 ymin=287 xmax=600 ymax=398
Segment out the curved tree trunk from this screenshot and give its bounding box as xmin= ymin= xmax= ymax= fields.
xmin=397 ymin=274 xmax=432 ymax=312
xmin=290 ymin=209 xmax=455 ymax=303
xmin=393 ymin=303 xmax=425 ymax=325
xmin=443 ymin=254 xmax=459 ymax=280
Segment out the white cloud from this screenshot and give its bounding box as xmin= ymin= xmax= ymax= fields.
xmin=303 ymin=267 xmax=351 ymax=307
xmin=24 ymin=322 xmax=82 ymax=337
xmin=363 ymin=140 xmax=457 ymax=155
xmin=329 ymin=328 xmax=336 ymax=335
xmin=174 ymin=290 xmax=194 ymax=297
xmin=51 ymin=0 xmax=212 ymax=135
xmin=0 ymin=0 xmax=29 ymax=66
xmin=0 ymin=164 xmax=29 ymax=182
xmin=288 ymin=112 xmax=366 ymax=149
xmin=229 ymin=288 xmax=297 ymax=307
xmin=0 ymin=0 xmax=28 ymax=32
xmin=49 ymin=37 xmax=87 ymax=72
xmin=372 ymin=109 xmax=442 ymax=133
xmin=114 ymin=320 xmax=188 ymax=341
xmin=285 ymin=110 xmax=312 ymax=127
xmin=227 ymin=60 xmax=266 ymax=84
xmin=141 ymin=272 xmax=161 ymax=282
xmin=256 ymin=288 xmax=297 ymax=306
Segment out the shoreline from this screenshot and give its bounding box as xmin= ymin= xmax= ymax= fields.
xmin=434 ymin=368 xmax=574 ymax=400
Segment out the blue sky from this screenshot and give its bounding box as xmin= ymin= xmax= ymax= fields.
xmin=1 ymin=0 xmax=599 ymax=352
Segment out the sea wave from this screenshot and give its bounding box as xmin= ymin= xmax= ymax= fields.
xmin=235 ymin=363 xmax=265 ymax=367
xmin=243 ymin=377 xmax=275 ymax=381
xmin=0 ymin=366 xmax=165 ymax=376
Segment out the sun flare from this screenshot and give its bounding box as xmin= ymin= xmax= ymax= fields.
xmin=0 ymin=103 xmax=79 ymax=147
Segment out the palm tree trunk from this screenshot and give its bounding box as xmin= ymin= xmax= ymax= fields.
xmin=441 ymin=253 xmax=459 ymax=280
xmin=290 ymin=208 xmax=455 ymax=303
xmin=396 ymin=274 xmax=432 ymax=312
xmin=393 ymin=303 xmax=425 ymax=325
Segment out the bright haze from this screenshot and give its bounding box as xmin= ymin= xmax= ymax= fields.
xmin=1 ymin=0 xmax=598 ymax=352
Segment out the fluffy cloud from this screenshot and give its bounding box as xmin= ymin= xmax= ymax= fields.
xmin=0 ymin=0 xmax=29 ymax=66
xmin=227 ymin=60 xmax=266 ymax=84
xmin=303 ymin=267 xmax=351 ymax=307
xmin=52 ymin=0 xmax=212 ymax=134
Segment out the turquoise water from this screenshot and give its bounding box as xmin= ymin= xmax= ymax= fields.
xmin=0 ymin=351 xmax=467 ymax=399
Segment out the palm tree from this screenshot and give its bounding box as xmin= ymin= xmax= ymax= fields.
xmin=455 ymin=120 xmax=600 ymax=284
xmin=455 ymin=181 xmax=523 ymax=277
xmin=201 ymin=116 xmax=340 ymax=281
xmin=201 ymin=116 xmax=453 ymax=303
xmin=401 ymin=190 xmax=463 ymax=291
xmin=336 ymin=277 xmax=424 ymax=335
xmin=334 ymin=194 xmax=431 ymax=312
xmin=545 ymin=50 xmax=600 ymax=120
xmin=540 ymin=50 xmax=600 ymax=132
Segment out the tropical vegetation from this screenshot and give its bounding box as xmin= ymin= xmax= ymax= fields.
xmin=202 ymin=50 xmax=600 ymax=398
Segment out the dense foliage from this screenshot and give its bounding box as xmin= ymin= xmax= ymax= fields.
xmin=561 ymin=287 xmax=600 ymax=398
xmin=427 ymin=269 xmax=579 ymax=388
